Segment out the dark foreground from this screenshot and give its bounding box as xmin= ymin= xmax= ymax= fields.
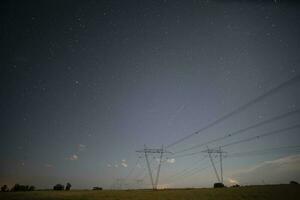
xmin=0 ymin=185 xmax=299 ymax=200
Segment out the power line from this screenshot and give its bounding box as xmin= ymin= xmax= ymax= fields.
xmin=174 ymin=109 xmax=299 ymax=154
xmin=132 ymin=159 xmax=146 ymax=180
xmin=134 ymin=156 xmax=160 ymax=182
xmin=220 ymin=124 xmax=300 ymax=148
xmin=169 ymin=123 xmax=300 ymax=159
xmin=165 ymin=145 xmax=300 ymax=185
xmin=228 ymin=145 xmax=300 ymax=158
xmin=125 ymin=156 xmax=141 ymax=180
xmin=166 ymin=159 xmax=220 ymax=185
xmin=162 ymin=156 xmax=207 ymax=182
xmin=166 ymin=75 xmax=300 ymax=149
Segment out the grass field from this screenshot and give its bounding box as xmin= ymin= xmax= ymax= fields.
xmin=0 ymin=185 xmax=299 ymax=200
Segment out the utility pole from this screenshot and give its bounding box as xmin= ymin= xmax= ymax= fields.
xmin=136 ymin=145 xmax=171 ymax=190
xmin=202 ymin=146 xmax=226 ymax=184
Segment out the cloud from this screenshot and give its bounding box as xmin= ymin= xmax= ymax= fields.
xmin=121 ymin=162 xmax=128 ymax=167
xmin=108 ymin=159 xmax=128 ymax=168
xmin=228 ymin=178 xmax=239 ymax=185
xmin=232 ymin=154 xmax=300 ymax=185
xmin=116 ymin=159 xmax=128 ymax=168
xmin=166 ymin=158 xmax=175 ymax=164
xmin=69 ymin=154 xmax=78 ymax=161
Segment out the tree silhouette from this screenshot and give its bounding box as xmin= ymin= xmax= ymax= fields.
xmin=10 ymin=184 xmax=35 ymax=191
xmin=1 ymin=185 xmax=8 ymax=192
xmin=29 ymin=186 xmax=35 ymax=191
xmin=214 ymin=182 xmax=225 ymax=188
xmin=53 ymin=184 xmax=64 ymax=190
xmin=65 ymin=182 xmax=72 ymax=191
xmin=290 ymin=181 xmax=299 ymax=185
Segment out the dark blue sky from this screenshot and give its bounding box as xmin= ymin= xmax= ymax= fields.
xmin=0 ymin=0 xmax=300 ymax=189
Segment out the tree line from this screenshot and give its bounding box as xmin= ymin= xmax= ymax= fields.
xmin=0 ymin=182 xmax=72 ymax=192
xmin=1 ymin=184 xmax=35 ymax=192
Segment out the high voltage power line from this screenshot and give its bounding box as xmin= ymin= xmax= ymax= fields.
xmin=162 ymin=156 xmax=207 ymax=182
xmin=132 ymin=75 xmax=300 ymax=189
xmin=165 ymin=159 xmax=218 ymax=185
xmin=166 ymin=75 xmax=300 ymax=149
xmin=220 ymin=124 xmax=300 ymax=148
xmin=228 ymin=145 xmax=300 ymax=157
xmin=163 ymin=145 xmax=300 ymax=185
xmin=122 ymin=143 xmax=300 ymax=188
xmin=125 ymin=156 xmax=141 ymax=180
xmin=168 ymin=123 xmax=300 ymax=159
xmin=158 ymin=124 xmax=300 ymax=185
xmin=133 ymin=121 xmax=300 ymax=187
xmin=173 ymin=109 xmax=299 ymax=154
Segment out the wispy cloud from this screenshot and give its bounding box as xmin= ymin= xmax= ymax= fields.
xmin=121 ymin=162 xmax=128 ymax=167
xmin=228 ymin=178 xmax=239 ymax=185
xmin=107 ymin=159 xmax=128 ymax=168
xmin=121 ymin=159 xmax=128 ymax=167
xmin=166 ymin=158 xmax=176 ymax=164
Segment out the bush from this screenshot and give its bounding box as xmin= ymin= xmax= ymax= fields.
xmin=290 ymin=181 xmax=299 ymax=185
xmin=53 ymin=184 xmax=64 ymax=190
xmin=1 ymin=185 xmax=9 ymax=192
xmin=11 ymin=184 xmax=35 ymax=192
xmin=29 ymin=186 xmax=35 ymax=191
xmin=93 ymin=187 xmax=103 ymax=190
xmin=231 ymin=184 xmax=240 ymax=188
xmin=65 ymin=183 xmax=72 ymax=191
xmin=214 ymin=182 xmax=225 ymax=188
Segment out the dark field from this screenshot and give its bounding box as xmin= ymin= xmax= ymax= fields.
xmin=0 ymin=185 xmax=299 ymax=200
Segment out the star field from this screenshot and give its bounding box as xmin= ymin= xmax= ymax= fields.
xmin=0 ymin=0 xmax=300 ymax=189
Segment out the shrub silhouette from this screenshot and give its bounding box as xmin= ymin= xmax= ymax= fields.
xmin=290 ymin=181 xmax=299 ymax=185
xmin=65 ymin=182 xmax=72 ymax=191
xmin=29 ymin=186 xmax=35 ymax=191
xmin=93 ymin=187 xmax=103 ymax=190
xmin=231 ymin=184 xmax=240 ymax=187
xmin=214 ymin=182 xmax=225 ymax=188
xmin=1 ymin=185 xmax=9 ymax=192
xmin=53 ymin=184 xmax=64 ymax=190
xmin=11 ymin=184 xmax=35 ymax=191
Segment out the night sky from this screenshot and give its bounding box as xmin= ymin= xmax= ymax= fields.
xmin=1 ymin=0 xmax=300 ymax=189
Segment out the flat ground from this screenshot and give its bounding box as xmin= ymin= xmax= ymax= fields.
xmin=0 ymin=185 xmax=299 ymax=200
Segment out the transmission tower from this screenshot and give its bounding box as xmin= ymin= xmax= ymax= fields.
xmin=136 ymin=145 xmax=172 ymax=190
xmin=201 ymin=146 xmax=226 ymax=184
